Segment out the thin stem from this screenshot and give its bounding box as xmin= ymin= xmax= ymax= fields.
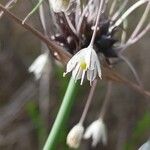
xmin=64 ymin=12 xmax=78 ymax=36
xmin=75 ymin=0 xmax=81 ymax=29
xmin=43 ymin=77 xmax=77 ymax=150
xmin=22 ymin=0 xmax=44 ymax=24
xmin=129 ymin=1 xmax=150 ymax=40
xmin=102 ymin=0 xmax=110 ymax=13
xmin=131 ymin=23 xmax=150 ymax=44
xmin=121 ymin=19 xmax=128 ymax=44
xmin=120 ymin=23 xmax=150 ymax=53
xmin=111 ymin=0 xmax=128 ymax=22
xmin=109 ymin=0 xmax=117 ymax=16
xmin=39 ymin=2 xmax=47 ymax=34
xmin=109 ymin=0 xmax=149 ymax=32
xmin=118 ymin=54 xmax=143 ymax=88
xmin=0 ymin=0 xmax=17 ymax=18
xmin=115 ymin=0 xmax=149 ymax=53
xmin=64 ymin=13 xmax=77 ymax=35
xmin=99 ymin=81 xmax=112 ymax=119
xmin=79 ymin=80 xmax=97 ymax=124
xmin=38 ymin=0 xmax=51 ymax=130
xmin=77 ymin=0 xmax=93 ymax=34
xmin=89 ymin=0 xmax=104 ymax=47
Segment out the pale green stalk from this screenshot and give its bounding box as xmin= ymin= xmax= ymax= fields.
xmin=22 ymin=0 xmax=44 ymax=24
xmin=43 ymin=77 xmax=77 ymax=150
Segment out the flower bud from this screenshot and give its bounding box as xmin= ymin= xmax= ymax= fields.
xmin=84 ymin=118 xmax=107 ymax=147
xmin=28 ymin=53 xmax=48 ymax=80
xmin=66 ymin=123 xmax=84 ymax=149
xmin=50 ymin=0 xmax=71 ymax=13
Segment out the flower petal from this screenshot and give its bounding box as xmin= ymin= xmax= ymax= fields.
xmin=66 ymin=57 xmax=77 ymax=73
xmin=72 ymin=64 xmax=80 ymax=81
xmin=87 ymin=69 xmax=97 ymax=82
xmin=84 ymin=119 xmax=107 ymax=147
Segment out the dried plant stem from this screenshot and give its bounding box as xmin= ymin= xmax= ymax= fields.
xmin=102 ymin=0 xmax=110 ymax=13
xmin=99 ymin=81 xmax=112 ymax=119
xmin=119 ymin=22 xmax=150 ymax=53
xmin=131 ymin=23 xmax=150 ymax=44
xmin=64 ymin=12 xmax=77 ymax=36
xmin=38 ymin=0 xmax=51 ymax=131
xmin=129 ymin=1 xmax=150 ymax=40
xmin=118 ymin=54 xmax=143 ymax=88
xmin=89 ymin=0 xmax=104 ymax=46
xmin=109 ymin=0 xmax=149 ymax=32
xmin=109 ymin=0 xmax=117 ymax=16
xmin=77 ymin=0 xmax=93 ymax=34
xmin=79 ymin=80 xmax=97 ymax=124
xmin=121 ymin=19 xmax=128 ymax=44
xmin=22 ymin=0 xmax=44 ymax=24
xmin=0 ymin=0 xmax=17 ymax=18
xmin=111 ymin=0 xmax=128 ymax=22
xmin=120 ymin=1 xmax=150 ymax=52
xmin=43 ymin=77 xmax=77 ymax=150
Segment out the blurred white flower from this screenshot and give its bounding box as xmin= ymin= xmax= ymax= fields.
xmin=50 ymin=0 xmax=71 ymax=13
xmin=84 ymin=118 xmax=107 ymax=147
xmin=28 ymin=53 xmax=48 ymax=80
xmin=63 ymin=46 xmax=102 ymax=85
xmin=139 ymin=140 xmax=150 ymax=150
xmin=66 ymin=123 xmax=84 ymax=149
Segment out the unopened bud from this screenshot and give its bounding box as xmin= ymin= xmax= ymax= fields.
xmin=66 ymin=123 xmax=84 ymax=149
xmin=84 ymin=118 xmax=107 ymax=147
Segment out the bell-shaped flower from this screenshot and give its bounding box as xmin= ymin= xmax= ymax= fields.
xmin=139 ymin=140 xmax=150 ymax=150
xmin=66 ymin=123 xmax=84 ymax=149
xmin=28 ymin=53 xmax=48 ymax=80
xmin=50 ymin=0 xmax=71 ymax=13
xmin=63 ymin=46 xmax=102 ymax=85
xmin=84 ymin=118 xmax=107 ymax=147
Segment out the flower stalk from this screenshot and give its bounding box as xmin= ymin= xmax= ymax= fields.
xmin=43 ymin=77 xmax=77 ymax=150
xmin=79 ymin=80 xmax=98 ymax=124
xmin=89 ymin=0 xmax=104 ymax=46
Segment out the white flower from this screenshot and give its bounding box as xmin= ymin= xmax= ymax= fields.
xmin=66 ymin=123 xmax=84 ymax=149
xmin=84 ymin=119 xmax=107 ymax=147
xmin=139 ymin=140 xmax=150 ymax=150
xmin=28 ymin=53 xmax=48 ymax=80
xmin=50 ymin=0 xmax=71 ymax=13
xmin=63 ymin=46 xmax=102 ymax=85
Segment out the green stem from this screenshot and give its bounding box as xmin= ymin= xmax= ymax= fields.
xmin=43 ymin=77 xmax=77 ymax=150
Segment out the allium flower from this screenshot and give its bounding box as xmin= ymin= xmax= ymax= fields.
xmin=63 ymin=46 xmax=102 ymax=85
xmin=84 ymin=119 xmax=107 ymax=147
xmin=66 ymin=123 xmax=84 ymax=149
xmin=28 ymin=53 xmax=48 ymax=80
xmin=139 ymin=140 xmax=150 ymax=150
xmin=50 ymin=0 xmax=71 ymax=13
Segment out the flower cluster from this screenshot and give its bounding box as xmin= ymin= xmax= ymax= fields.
xmin=22 ymin=0 xmax=150 ymax=149
xmin=66 ymin=118 xmax=107 ymax=149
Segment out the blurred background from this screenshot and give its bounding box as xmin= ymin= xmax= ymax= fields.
xmin=0 ymin=0 xmax=150 ymax=150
